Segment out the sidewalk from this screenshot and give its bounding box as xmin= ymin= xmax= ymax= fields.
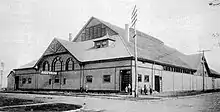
xmin=2 ymin=90 xmax=163 ymax=101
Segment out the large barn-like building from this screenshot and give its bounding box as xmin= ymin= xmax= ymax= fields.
xmin=7 ymin=17 xmax=220 ymax=93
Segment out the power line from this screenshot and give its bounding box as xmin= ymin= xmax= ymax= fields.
xmin=198 ymin=49 xmax=211 ymax=91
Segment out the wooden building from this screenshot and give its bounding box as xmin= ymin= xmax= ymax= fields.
xmin=7 ymin=17 xmax=220 ymax=93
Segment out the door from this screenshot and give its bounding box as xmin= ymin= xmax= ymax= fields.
xmin=120 ymin=70 xmax=132 ymax=91
xmin=155 ymin=76 xmax=160 ymax=92
xmin=15 ymin=76 xmax=19 ymax=90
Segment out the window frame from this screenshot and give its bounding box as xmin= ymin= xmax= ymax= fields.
xmin=86 ymin=75 xmax=93 ymax=83
xmin=22 ymin=78 xmax=26 ymax=84
xmin=42 ymin=61 xmax=50 ymax=71
xmin=138 ymin=74 xmax=142 ymax=82
xmin=54 ymin=78 xmax=60 ymax=83
xmin=28 ymin=78 xmax=32 ymax=84
xmin=52 ymin=57 xmax=62 ymax=72
xmin=144 ymin=75 xmax=149 ymax=82
xmin=66 ymin=58 xmax=74 ymax=71
xmin=103 ymin=75 xmax=111 ymax=83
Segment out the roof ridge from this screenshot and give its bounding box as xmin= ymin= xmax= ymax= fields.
xmin=94 ymin=17 xmax=164 ymax=44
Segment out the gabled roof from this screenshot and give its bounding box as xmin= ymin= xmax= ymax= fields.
xmin=15 ymin=17 xmax=215 ymax=72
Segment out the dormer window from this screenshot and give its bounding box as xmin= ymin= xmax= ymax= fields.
xmin=94 ymin=38 xmax=115 ymax=48
xmin=96 ymin=42 xmax=102 ymax=48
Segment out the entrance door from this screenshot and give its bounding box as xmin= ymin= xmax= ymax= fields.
xmin=15 ymin=76 xmax=19 ymax=90
xmin=120 ymin=70 xmax=131 ymax=91
xmin=155 ymin=76 xmax=160 ymax=92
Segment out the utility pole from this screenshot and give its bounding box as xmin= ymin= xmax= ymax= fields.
xmin=131 ymin=5 xmax=138 ymax=97
xmin=0 ymin=61 xmax=4 ymax=90
xmin=198 ymin=50 xmax=211 ymax=91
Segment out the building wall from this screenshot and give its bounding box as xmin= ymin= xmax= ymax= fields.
xmin=14 ymin=57 xmax=132 ymax=91
xmin=19 ymin=74 xmax=38 ymax=89
xmin=9 ymin=56 xmax=220 ymax=93
xmin=83 ymin=60 xmax=131 ymax=91
xmin=131 ymin=60 xmax=163 ymax=93
xmin=7 ymin=72 xmax=15 ymax=90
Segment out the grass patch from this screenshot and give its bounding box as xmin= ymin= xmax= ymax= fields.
xmin=0 ymin=96 xmax=42 ymax=107
xmin=0 ymin=103 xmax=82 ymax=111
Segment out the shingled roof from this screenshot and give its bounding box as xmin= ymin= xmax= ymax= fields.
xmin=16 ymin=60 xmax=38 ymax=70
xmin=57 ymin=35 xmax=131 ymax=62
xmin=92 ymin=17 xmax=194 ymax=69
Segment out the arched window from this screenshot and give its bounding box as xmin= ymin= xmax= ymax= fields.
xmin=52 ymin=57 xmax=62 ymax=71
xmin=43 ymin=61 xmax=50 ymax=71
xmin=66 ymin=58 xmax=74 ymax=71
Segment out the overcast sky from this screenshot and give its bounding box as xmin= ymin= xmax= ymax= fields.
xmin=0 ymin=0 xmax=219 ymax=87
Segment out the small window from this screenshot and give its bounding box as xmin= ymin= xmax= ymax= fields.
xmin=144 ymin=75 xmax=149 ymax=82
xmin=103 ymin=75 xmax=111 ymax=83
xmin=63 ymin=78 xmax=66 ymax=85
xmin=55 ymin=78 xmax=59 ymax=83
xmin=102 ymin=41 xmax=108 ymax=47
xmin=22 ymin=78 xmax=26 ymax=84
xmin=138 ymin=74 xmax=142 ymax=82
xmin=49 ymin=79 xmax=52 ymax=85
xmin=96 ymin=42 xmax=101 ymax=48
xmin=86 ymin=75 xmax=93 ymax=83
xmin=28 ymin=78 xmax=32 ymax=84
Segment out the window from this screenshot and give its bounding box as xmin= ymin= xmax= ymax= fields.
xmin=22 ymin=78 xmax=26 ymax=84
xmin=138 ymin=74 xmax=142 ymax=82
xmin=66 ymin=58 xmax=74 ymax=71
xmin=43 ymin=61 xmax=50 ymax=71
xmin=63 ymin=78 xmax=66 ymax=85
xmin=103 ymin=75 xmax=111 ymax=83
xmin=49 ymin=79 xmax=52 ymax=85
xmin=28 ymin=78 xmax=32 ymax=84
xmin=86 ymin=75 xmax=93 ymax=83
xmin=55 ymin=78 xmax=59 ymax=83
xmin=95 ymin=40 xmax=110 ymax=48
xmin=144 ymin=75 xmax=149 ymax=82
xmin=102 ymin=41 xmax=108 ymax=47
xmin=52 ymin=57 xmax=62 ymax=71
xmin=95 ymin=42 xmax=101 ymax=48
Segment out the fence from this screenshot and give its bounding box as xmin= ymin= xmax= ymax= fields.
xmin=162 ymin=71 xmax=220 ymax=92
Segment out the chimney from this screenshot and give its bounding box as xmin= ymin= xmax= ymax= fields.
xmin=68 ymin=33 xmax=72 ymax=41
xmin=125 ymin=24 xmax=130 ymax=42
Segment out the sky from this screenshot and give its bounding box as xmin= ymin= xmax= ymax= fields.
xmin=0 ymin=0 xmax=219 ymax=87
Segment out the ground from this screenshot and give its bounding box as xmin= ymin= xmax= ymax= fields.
xmin=0 ymin=92 xmax=220 ymax=112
